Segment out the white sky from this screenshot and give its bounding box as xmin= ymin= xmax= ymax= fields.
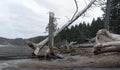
xmin=0 ymin=0 xmax=104 ymax=39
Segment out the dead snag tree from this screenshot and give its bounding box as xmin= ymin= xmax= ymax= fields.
xmin=46 ymin=12 xmax=55 ymax=57
xmin=104 ymin=0 xmax=112 ymax=30
xmin=27 ymin=0 xmax=97 ymax=56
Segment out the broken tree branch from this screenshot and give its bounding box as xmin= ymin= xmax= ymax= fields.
xmin=71 ymin=0 xmax=79 ymax=20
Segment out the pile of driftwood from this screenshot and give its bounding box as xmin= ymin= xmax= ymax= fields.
xmin=26 ymin=0 xmax=120 ymax=58
xmin=27 ymin=28 xmax=120 ymax=57
xmin=27 ymin=0 xmax=97 ymax=58
xmin=58 ymin=40 xmax=77 ymax=53
xmin=94 ymin=29 xmax=120 ymax=54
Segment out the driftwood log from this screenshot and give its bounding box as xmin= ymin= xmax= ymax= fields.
xmin=59 ymin=41 xmax=77 ymax=53
xmin=27 ymin=0 xmax=97 ymax=56
xmin=94 ymin=29 xmax=120 ymax=54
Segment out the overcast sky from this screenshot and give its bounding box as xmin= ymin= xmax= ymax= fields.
xmin=0 ymin=0 xmax=103 ymax=39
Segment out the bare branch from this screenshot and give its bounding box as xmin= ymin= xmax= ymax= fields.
xmin=71 ymin=0 xmax=79 ymax=20
xmin=93 ymin=0 xmax=106 ymax=7
xmin=65 ymin=16 xmax=70 ymax=20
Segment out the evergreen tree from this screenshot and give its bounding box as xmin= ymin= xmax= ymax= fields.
xmin=55 ymin=18 xmax=104 ymax=44
xmin=109 ymin=0 xmax=120 ymax=34
xmin=90 ymin=18 xmax=104 ymax=37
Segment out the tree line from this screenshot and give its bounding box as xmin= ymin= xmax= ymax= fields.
xmin=109 ymin=0 xmax=120 ymax=34
xmin=55 ymin=18 xmax=104 ymax=43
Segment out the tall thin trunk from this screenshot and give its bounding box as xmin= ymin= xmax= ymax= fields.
xmin=104 ymin=0 xmax=112 ymax=30
xmin=48 ymin=12 xmax=55 ymax=56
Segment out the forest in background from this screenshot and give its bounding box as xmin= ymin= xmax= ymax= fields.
xmin=55 ymin=18 xmax=104 ymax=44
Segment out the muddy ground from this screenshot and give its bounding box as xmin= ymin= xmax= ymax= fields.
xmin=0 ymin=46 xmax=120 ymax=70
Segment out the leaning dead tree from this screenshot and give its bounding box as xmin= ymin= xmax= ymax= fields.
xmin=27 ymin=0 xmax=97 ymax=56
xmin=94 ymin=29 xmax=120 ymax=54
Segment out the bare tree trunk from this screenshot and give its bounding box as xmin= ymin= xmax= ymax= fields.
xmin=47 ymin=12 xmax=55 ymax=57
xmin=104 ymin=0 xmax=112 ymax=30
xmin=27 ymin=0 xmax=97 ymax=56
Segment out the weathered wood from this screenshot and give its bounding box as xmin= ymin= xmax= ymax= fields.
xmin=67 ymin=42 xmax=77 ymax=51
xmin=94 ymin=46 xmax=120 ymax=54
xmin=59 ymin=41 xmax=77 ymax=53
xmin=48 ymin=12 xmax=54 ymax=50
xmin=94 ymin=29 xmax=120 ymax=54
xmin=77 ymin=43 xmax=94 ymax=47
xmin=102 ymin=41 xmax=120 ymax=47
xmin=27 ymin=0 xmax=97 ymax=56
xmin=104 ymin=0 xmax=112 ymax=30
xmin=47 ymin=12 xmax=55 ymax=57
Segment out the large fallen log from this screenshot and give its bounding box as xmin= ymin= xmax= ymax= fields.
xmin=94 ymin=46 xmax=120 ymax=54
xmin=77 ymin=43 xmax=94 ymax=48
xmin=27 ymin=0 xmax=97 ymax=56
xmin=94 ymin=29 xmax=120 ymax=54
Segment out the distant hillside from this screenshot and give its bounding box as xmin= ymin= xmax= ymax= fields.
xmin=0 ymin=37 xmax=8 ymax=44
xmin=27 ymin=36 xmax=46 ymax=43
xmin=0 ymin=37 xmax=26 ymax=46
xmin=0 ymin=36 xmax=46 ymax=46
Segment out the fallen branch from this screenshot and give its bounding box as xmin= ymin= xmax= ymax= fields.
xmin=94 ymin=46 xmax=120 ymax=55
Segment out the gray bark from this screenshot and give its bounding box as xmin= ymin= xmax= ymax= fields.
xmin=104 ymin=0 xmax=112 ymax=30
xmin=48 ymin=12 xmax=55 ymax=56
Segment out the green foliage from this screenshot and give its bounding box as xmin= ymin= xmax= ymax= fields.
xmin=28 ymin=36 xmax=46 ymax=43
xmin=90 ymin=18 xmax=104 ymax=37
xmin=109 ymin=0 xmax=120 ymax=34
xmin=55 ymin=18 xmax=104 ymax=44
